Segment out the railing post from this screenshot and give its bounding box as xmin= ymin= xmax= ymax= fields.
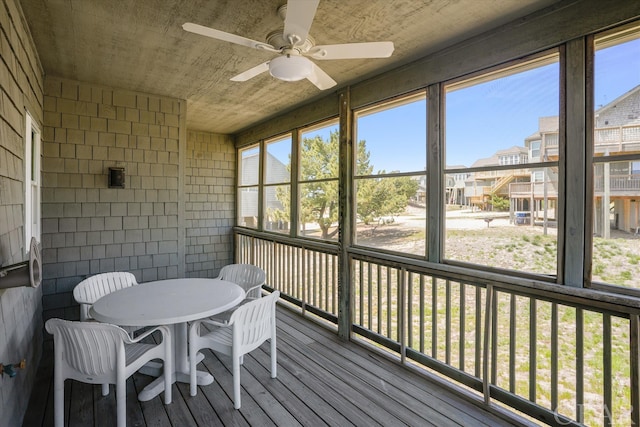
xmin=337 ymin=88 xmax=353 ymax=341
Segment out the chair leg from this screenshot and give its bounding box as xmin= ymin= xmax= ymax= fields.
xmin=189 ymin=326 xmax=198 ymax=397
xmin=270 ymin=336 xmax=277 ymax=379
xmin=233 ymin=355 xmax=241 ymax=409
xmin=53 ymin=373 xmax=64 ymax=427
xmin=101 ymin=383 xmax=109 ymax=396
xmin=164 ymin=331 xmax=173 ymax=404
xmin=116 ymin=376 xmax=126 ymax=427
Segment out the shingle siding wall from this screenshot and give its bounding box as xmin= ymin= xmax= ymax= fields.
xmin=40 ymin=78 xmax=237 ymax=320
xmin=41 ymin=77 xmax=185 ymax=320
xmin=0 ymin=0 xmax=44 ymax=425
xmin=185 ymin=131 xmax=235 ymax=277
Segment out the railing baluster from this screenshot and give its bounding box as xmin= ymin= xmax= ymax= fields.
xmin=603 ymin=313 xmax=612 ymax=427
xmin=387 ymin=267 xmax=392 ymax=339
xmin=576 ymin=308 xmax=584 ymax=424
xmin=491 ymin=291 xmax=498 ymax=386
xmin=483 ymin=284 xmax=494 ymax=405
xmin=460 ymin=283 xmax=466 ymax=371
xmin=445 ymin=279 xmax=451 ymax=366
xmin=324 ymin=252 xmax=329 ymax=312
xmin=551 ymin=302 xmax=558 ymax=413
xmin=358 ymin=260 xmax=364 ymax=327
xmin=399 ymin=268 xmax=406 ymax=363
xmin=475 ymin=286 xmax=482 ymax=378
xmin=431 ymin=276 xmax=437 ymax=358
xmin=420 ymin=274 xmax=425 ymax=354
xmin=529 ymin=297 xmax=536 ymax=403
xmin=311 ymin=250 xmax=316 ymax=307
xmin=631 ymin=313 xmax=640 ymax=427
xmin=377 ymin=264 xmax=382 ymax=334
xmin=509 ymin=293 xmax=516 ymax=393
xmin=407 ymin=271 xmax=414 ymax=351
xmin=367 ymin=262 xmax=373 ymax=331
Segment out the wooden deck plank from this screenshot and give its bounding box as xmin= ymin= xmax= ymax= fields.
xmin=159 ymin=383 xmax=198 ymax=426
xmin=198 ymin=355 xmax=271 ymax=427
xmin=250 ymin=345 xmax=362 ymax=427
xmin=275 ymin=327 xmax=432 ymax=426
xmin=68 ymin=381 xmax=93 ymax=427
xmin=200 ymin=348 xmax=303 ymax=427
xmin=251 ymin=344 xmax=381 ymax=426
xmin=131 ymin=374 xmax=172 ymax=427
xmin=20 ymin=341 xmax=53 ymax=427
xmin=276 ymin=309 xmax=519 ymax=427
xmin=23 ymin=305 xmax=526 ymax=427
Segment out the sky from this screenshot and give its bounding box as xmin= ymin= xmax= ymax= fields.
xmin=262 ymin=38 xmax=640 ymax=172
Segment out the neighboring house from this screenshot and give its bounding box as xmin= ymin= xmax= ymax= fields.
xmin=464 ymin=146 xmax=530 ymax=210
xmin=238 ymin=151 xmax=289 ymax=228
xmin=445 ymin=166 xmax=470 ymax=205
xmin=462 ymin=84 xmax=640 ymax=232
xmin=593 ymin=84 xmax=640 ymax=236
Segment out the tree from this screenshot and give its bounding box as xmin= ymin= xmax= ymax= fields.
xmin=298 ymin=131 xmax=341 ymax=239
xmin=273 ymin=130 xmax=419 ymax=238
xmin=489 ymin=193 xmax=510 ymax=211
xmin=356 ymin=173 xmax=419 ymax=226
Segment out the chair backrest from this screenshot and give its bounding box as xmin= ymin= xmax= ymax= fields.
xmin=218 ymin=264 xmax=266 ymax=299
xmin=229 ymin=290 xmax=279 ymax=355
xmin=73 ymin=272 xmax=138 ymax=321
xmin=45 ymin=318 xmax=129 ymax=381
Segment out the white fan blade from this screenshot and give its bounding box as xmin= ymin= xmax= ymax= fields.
xmin=306 ymin=63 xmax=336 ymax=90
xmin=283 ymin=0 xmax=320 ymax=45
xmin=231 ymin=61 xmax=270 ymax=82
xmin=183 ymin=23 xmax=278 ymax=52
xmin=308 ymin=41 xmax=394 ymax=60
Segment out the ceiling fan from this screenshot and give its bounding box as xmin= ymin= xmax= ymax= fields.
xmin=182 ymin=0 xmax=394 ymax=90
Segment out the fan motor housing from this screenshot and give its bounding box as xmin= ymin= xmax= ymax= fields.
xmin=266 ymin=29 xmax=315 ymax=52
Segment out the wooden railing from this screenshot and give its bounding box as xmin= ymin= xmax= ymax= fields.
xmin=543 ymin=124 xmax=640 ymax=156
xmin=235 ymin=230 xmax=339 ymax=322
xmin=594 ymin=174 xmax=640 ymax=193
xmin=509 ymin=181 xmax=559 ymax=198
xmin=235 ymin=229 xmax=640 ymax=427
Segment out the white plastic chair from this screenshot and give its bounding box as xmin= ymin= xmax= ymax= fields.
xmin=45 ymin=318 xmax=173 ymax=427
xmin=189 ymin=290 xmax=279 ymax=409
xmin=73 ymin=272 xmax=138 ymax=321
xmin=210 ymin=264 xmax=267 ymax=323
xmin=217 ymin=263 xmax=266 ymax=299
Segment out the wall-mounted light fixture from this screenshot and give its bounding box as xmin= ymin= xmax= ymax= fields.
xmin=108 ymin=167 xmax=125 ymax=189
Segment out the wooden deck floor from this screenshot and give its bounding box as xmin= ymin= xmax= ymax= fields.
xmin=24 ymin=306 xmax=528 ymax=426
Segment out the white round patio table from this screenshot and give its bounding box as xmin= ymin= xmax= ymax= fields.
xmin=90 ymin=278 xmax=245 ymax=401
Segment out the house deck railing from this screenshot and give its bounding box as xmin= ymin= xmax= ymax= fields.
xmin=543 ymin=124 xmax=640 ymax=156
xmin=235 ymin=228 xmax=640 ymax=427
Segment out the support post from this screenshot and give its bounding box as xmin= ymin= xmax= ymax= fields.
xmin=338 ymin=88 xmax=353 ymax=340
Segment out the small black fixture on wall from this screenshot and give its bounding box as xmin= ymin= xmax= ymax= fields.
xmin=108 ymin=167 xmax=125 ymax=188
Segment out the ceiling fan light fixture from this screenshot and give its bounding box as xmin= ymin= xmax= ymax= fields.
xmin=269 ymin=55 xmax=312 ymax=82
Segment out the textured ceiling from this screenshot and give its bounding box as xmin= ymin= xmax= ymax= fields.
xmin=19 ymin=0 xmax=559 ymax=134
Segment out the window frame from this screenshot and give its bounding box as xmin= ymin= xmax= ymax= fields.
xmin=24 ymin=110 xmax=41 ymax=249
xmin=589 ymin=22 xmax=640 ymax=295
xmin=442 ymin=49 xmax=562 ymax=281
xmin=352 ymin=91 xmax=428 ymax=258
xmin=297 ymin=119 xmax=340 ymax=242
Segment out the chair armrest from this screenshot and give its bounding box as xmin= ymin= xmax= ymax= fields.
xmin=192 ymin=317 xmax=231 ymax=329
xmin=125 ymin=325 xmax=170 ymax=344
xmin=245 ymin=284 xmax=263 ymax=298
xmin=73 ymin=295 xmax=93 ymax=305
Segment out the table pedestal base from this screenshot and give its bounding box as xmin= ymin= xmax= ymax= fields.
xmin=138 ymin=369 xmax=213 ymax=402
xmin=137 ymin=323 xmax=212 ymax=402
